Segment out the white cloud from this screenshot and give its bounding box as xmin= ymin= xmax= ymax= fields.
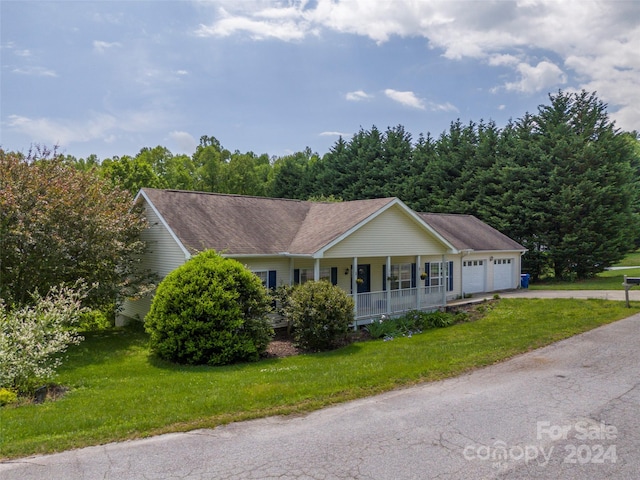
xmin=198 ymin=0 xmax=640 ymax=131
xmin=427 ymin=101 xmax=458 ymax=113
xmin=345 ymin=90 xmax=372 ymax=101
xmin=168 ymin=131 xmax=197 ymax=153
xmin=7 ymin=114 xmax=117 ymax=145
xmin=6 ymin=108 xmax=169 ymax=148
xmin=195 ymin=6 xmax=311 ymax=41
xmin=93 ymin=40 xmax=122 ymax=53
xmin=320 ymin=131 xmax=351 ymax=137
xmin=12 ymin=66 xmax=57 ymax=77
xmin=384 ymin=89 xmax=425 ymax=110
xmin=504 ymin=61 xmax=567 ymax=93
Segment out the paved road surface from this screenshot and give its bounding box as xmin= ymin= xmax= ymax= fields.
xmin=470 ymin=288 xmax=633 ymax=302
xmin=2 ymin=295 xmax=640 ymax=479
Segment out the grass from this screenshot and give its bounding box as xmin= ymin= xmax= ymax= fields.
xmin=529 ymin=250 xmax=640 ymax=290
xmin=2 ymin=298 xmax=639 ymax=460
xmin=613 ymin=250 xmax=640 ymax=267
xmin=530 ymin=267 xmax=640 ymax=290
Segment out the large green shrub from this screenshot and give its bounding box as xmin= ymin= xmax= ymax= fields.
xmin=284 ymin=281 xmax=354 ymax=352
xmin=145 ymin=250 xmax=273 ymax=366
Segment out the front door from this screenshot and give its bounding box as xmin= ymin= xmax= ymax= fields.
xmin=357 ymin=264 xmax=371 ymax=293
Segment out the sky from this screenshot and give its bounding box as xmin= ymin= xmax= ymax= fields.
xmin=1 ymin=0 xmax=639 ymax=161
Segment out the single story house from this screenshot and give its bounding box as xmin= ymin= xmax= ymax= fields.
xmin=118 ymin=189 xmax=526 ymax=327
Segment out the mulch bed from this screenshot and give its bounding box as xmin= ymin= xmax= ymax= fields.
xmin=264 ymin=328 xmax=300 ymax=358
xmin=264 ymin=327 xmax=371 ymax=358
xmin=264 ymin=300 xmax=497 ymax=358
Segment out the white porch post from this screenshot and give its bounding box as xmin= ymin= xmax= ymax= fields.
xmin=442 ymin=254 xmax=447 ymax=306
xmin=416 ymin=255 xmax=422 ymax=310
xmin=352 ymin=257 xmax=358 ymax=319
xmin=289 ymin=258 xmax=295 ymax=285
xmin=314 ymin=258 xmax=320 ymax=281
xmin=386 ymin=256 xmax=392 ymax=315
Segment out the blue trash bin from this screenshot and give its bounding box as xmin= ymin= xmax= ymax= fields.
xmin=520 ymin=273 xmax=530 ymax=289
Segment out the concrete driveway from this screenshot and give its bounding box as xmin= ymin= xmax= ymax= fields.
xmin=2 ymin=299 xmax=640 ymax=479
xmin=467 ymin=288 xmax=632 ymax=302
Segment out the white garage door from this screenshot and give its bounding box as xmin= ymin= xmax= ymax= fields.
xmin=463 ymin=259 xmax=486 ymax=294
xmin=493 ymin=258 xmax=514 ymax=290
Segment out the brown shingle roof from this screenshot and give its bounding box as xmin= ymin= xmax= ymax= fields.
xmin=140 ymin=189 xmax=523 ymax=256
xmin=418 ymin=213 xmax=525 ymax=252
xmin=140 ymin=189 xmax=396 ymax=255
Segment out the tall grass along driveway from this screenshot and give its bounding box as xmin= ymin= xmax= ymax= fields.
xmin=1 ymin=298 xmax=638 ymax=460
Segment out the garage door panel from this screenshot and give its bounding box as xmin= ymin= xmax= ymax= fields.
xmin=494 ymin=258 xmax=513 ymax=290
xmin=463 ymin=260 xmax=485 ymax=294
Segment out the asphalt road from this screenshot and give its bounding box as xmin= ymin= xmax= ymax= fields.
xmin=2 ymin=297 xmax=640 ymax=479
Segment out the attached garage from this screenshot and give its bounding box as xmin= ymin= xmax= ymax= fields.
xmin=419 ymin=213 xmax=526 ymax=297
xmin=493 ymin=258 xmax=514 ymax=290
xmin=463 ymin=259 xmax=486 ymax=294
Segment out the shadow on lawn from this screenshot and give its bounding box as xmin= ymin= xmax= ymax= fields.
xmin=145 ymin=332 xmax=366 ymax=373
xmin=62 ymin=327 xmax=150 ymax=369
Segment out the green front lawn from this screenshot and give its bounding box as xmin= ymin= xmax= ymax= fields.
xmin=529 ymin=250 xmax=640 ymax=290
xmin=530 ymin=267 xmax=640 ymax=290
xmin=2 ymin=298 xmax=638 ymax=460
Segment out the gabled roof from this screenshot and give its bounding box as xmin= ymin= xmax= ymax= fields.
xmin=138 ymin=189 xmax=437 ymax=256
xmin=138 ymin=189 xmax=522 ymax=257
xmin=418 ymin=213 xmax=526 ymax=252
xmin=288 ymin=197 xmax=400 ymax=254
xmin=140 ymin=189 xmax=307 ymax=255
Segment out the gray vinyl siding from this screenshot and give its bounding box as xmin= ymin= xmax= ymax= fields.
xmin=119 ymin=200 xmax=189 ymax=322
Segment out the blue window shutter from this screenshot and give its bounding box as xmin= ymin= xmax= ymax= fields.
xmin=411 ymin=263 xmax=417 ymax=288
xmin=268 ymin=270 xmax=277 ymax=290
xmin=294 ymin=269 xmax=300 ymax=284
xmin=331 ymin=267 xmax=338 ymax=285
xmin=448 ymin=261 xmax=454 ymax=291
xmin=424 ymin=263 xmax=430 ymax=287
xmin=382 ymin=264 xmax=386 ymax=291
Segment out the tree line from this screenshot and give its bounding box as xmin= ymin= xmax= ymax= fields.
xmin=5 ymin=90 xmax=640 ymax=286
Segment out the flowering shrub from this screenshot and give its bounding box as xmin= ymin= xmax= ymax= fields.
xmin=284 ymin=281 xmax=354 ymax=352
xmin=0 ymin=285 xmax=87 ymax=394
xmin=145 ymin=250 xmax=273 ymax=366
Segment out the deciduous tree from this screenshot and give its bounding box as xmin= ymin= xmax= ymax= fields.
xmin=0 ymin=148 xmax=152 ymax=310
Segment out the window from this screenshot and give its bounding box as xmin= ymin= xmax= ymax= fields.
xmin=294 ymin=267 xmax=337 ymax=285
xmin=494 ymin=258 xmax=512 ymax=265
xmin=298 ymin=268 xmax=313 ymax=284
xmin=464 ymin=260 xmax=484 ymax=267
xmin=429 ymin=262 xmax=441 ymax=287
xmin=425 ymin=261 xmax=454 ymax=292
xmin=253 ymin=270 xmax=276 ymax=289
xmin=390 ymin=263 xmax=412 ymax=290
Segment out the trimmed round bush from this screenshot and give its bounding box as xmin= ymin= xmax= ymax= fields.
xmin=145 ymin=250 xmax=273 ymax=366
xmin=0 ymin=388 xmax=18 ymax=406
xmin=285 ymin=281 xmax=354 ymax=352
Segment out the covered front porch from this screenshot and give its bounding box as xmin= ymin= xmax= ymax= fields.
xmin=353 ymin=284 xmax=446 ymax=325
xmin=284 ymin=254 xmax=450 ymax=326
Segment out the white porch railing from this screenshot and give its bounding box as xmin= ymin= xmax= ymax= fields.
xmin=354 ymin=285 xmax=445 ymax=320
